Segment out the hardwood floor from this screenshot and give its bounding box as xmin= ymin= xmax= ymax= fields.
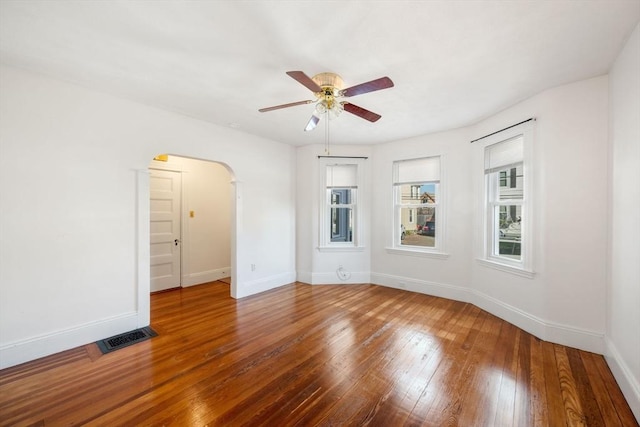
xmin=0 ymin=282 xmax=636 ymax=426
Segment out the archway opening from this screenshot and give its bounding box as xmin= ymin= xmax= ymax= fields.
xmin=148 ymin=154 xmax=236 ymax=297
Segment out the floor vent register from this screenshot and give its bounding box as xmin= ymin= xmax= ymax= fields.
xmin=96 ymin=327 xmax=157 ymax=354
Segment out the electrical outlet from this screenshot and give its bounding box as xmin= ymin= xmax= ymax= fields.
xmin=251 ymin=264 xmax=256 ymax=271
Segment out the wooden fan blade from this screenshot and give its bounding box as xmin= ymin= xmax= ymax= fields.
xmin=342 ymin=76 xmax=394 ymax=97
xmin=259 ymin=100 xmax=314 ymax=112
xmin=304 ymin=114 xmax=320 ymax=132
xmin=286 ymin=71 xmax=323 ymax=93
xmin=342 ymin=102 xmax=382 ymax=122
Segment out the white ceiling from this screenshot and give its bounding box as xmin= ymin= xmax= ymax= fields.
xmin=1 ymin=1 xmax=638 ymax=146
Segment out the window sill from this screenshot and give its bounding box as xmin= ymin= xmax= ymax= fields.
xmin=385 ymin=247 xmax=450 ymax=259
xmin=317 ymin=246 xmax=365 ymax=253
xmin=476 ymin=258 xmax=535 ymax=279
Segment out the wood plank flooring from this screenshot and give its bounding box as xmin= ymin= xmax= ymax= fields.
xmin=0 ymin=282 xmax=636 ymax=426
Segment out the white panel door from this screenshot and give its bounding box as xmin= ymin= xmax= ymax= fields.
xmin=150 ymin=169 xmax=181 ymax=292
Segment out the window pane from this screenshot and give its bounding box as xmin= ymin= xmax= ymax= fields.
xmin=330 ymin=207 xmax=353 ymax=242
xmin=331 ymin=189 xmax=352 ymax=205
xmin=497 ymin=166 xmax=523 ymax=200
xmin=496 ymin=205 xmax=521 ymax=260
xmin=398 ymin=183 xmax=438 ymax=204
xmin=400 ymin=207 xmax=435 ymax=247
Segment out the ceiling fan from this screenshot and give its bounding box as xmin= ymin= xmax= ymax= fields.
xmin=259 ymin=71 xmax=394 ymax=132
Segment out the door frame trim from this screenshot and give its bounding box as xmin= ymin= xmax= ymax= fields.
xmin=136 ymin=169 xmax=151 ymax=327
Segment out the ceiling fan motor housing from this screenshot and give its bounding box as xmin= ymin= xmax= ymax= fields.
xmin=312 ymin=73 xmax=344 ymax=114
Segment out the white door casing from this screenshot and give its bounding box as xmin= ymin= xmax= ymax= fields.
xmin=150 ymin=169 xmax=181 ymax=292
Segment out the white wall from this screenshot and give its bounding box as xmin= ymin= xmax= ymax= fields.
xmin=370 ymin=127 xmax=473 ymax=302
xmin=371 ymin=76 xmax=610 ymax=354
xmin=296 ymin=144 xmax=372 ymax=284
xmin=608 ymin=22 xmax=640 ymax=421
xmin=470 ymin=76 xmax=610 ymax=351
xmin=150 ymin=156 xmax=232 ymax=286
xmin=0 ymin=65 xmax=296 ymax=368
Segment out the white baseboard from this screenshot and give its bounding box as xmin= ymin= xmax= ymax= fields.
xmin=470 ymin=288 xmax=604 ymax=353
xmin=605 ymin=338 xmax=640 ymax=422
xmin=234 ymin=271 xmax=297 ymax=298
xmin=182 ymin=267 xmax=231 ymax=287
xmin=310 ymin=271 xmax=370 ymax=285
xmin=371 ymin=272 xmax=470 ymax=302
xmin=0 ymin=311 xmax=140 ymax=370
xmin=295 ymin=271 xmax=370 ymax=285
xmin=370 ymin=272 xmax=604 ymax=354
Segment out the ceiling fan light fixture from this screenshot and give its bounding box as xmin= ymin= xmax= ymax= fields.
xmin=328 ymin=101 xmax=343 ymax=120
xmin=315 ymin=102 xmax=327 ymax=114
xmin=315 ymin=99 xmax=343 ymax=119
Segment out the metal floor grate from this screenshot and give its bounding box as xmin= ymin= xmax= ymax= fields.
xmin=96 ymin=327 xmax=157 ymax=354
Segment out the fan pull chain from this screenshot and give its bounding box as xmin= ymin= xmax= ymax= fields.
xmin=325 ymin=111 xmax=330 ymax=154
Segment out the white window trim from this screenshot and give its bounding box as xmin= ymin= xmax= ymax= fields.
xmin=385 ymin=247 xmax=450 ymax=259
xmin=387 ymin=155 xmax=448 ymax=257
xmin=476 ymin=258 xmax=535 ymax=278
xmin=476 ymin=122 xmax=535 ymax=277
xmin=318 ymin=157 xmax=365 ymax=250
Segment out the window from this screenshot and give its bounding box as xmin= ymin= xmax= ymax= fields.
xmin=476 ymin=120 xmax=534 ymax=276
xmin=485 ymin=135 xmax=525 ymax=266
xmin=319 ymin=160 xmax=363 ymax=249
xmin=330 ymin=188 xmax=353 ymax=242
xmin=393 ymin=156 xmax=441 ymax=251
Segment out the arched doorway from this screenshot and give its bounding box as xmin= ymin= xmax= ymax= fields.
xmin=135 ymin=154 xmax=239 ymax=327
xmin=148 ymin=154 xmax=235 ymax=293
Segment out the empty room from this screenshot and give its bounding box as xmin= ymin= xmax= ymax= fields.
xmin=0 ymin=1 xmax=638 ymax=425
